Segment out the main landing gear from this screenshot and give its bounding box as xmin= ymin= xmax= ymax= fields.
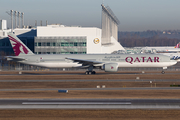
xmin=85 ymin=71 xmax=96 ymax=75
xmin=85 ymin=65 xmax=96 ymax=75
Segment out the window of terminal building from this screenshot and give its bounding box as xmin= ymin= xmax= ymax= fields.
xmin=83 ymin=42 xmax=86 ymax=46
xmin=47 ymin=42 xmax=50 ymax=46
xmin=74 ymin=42 xmax=78 ymax=46
xmin=61 ymin=43 xmax=65 ymax=46
xmin=42 ymin=42 xmax=46 ymax=46
xmin=65 ymin=42 xmax=69 ymax=46
xmin=53 ymin=43 xmax=56 ymax=46
xmin=69 ymin=42 xmax=73 ymax=46
xmin=81 ymin=42 xmax=86 ymax=46
xmin=36 ymin=52 xmax=41 ymax=54
xmin=78 ymin=43 xmax=82 ymax=46
xmin=38 ymin=43 xmax=41 ymax=46
xmin=61 ymin=52 xmax=70 ymax=54
xmin=55 ymin=43 xmax=60 ymax=46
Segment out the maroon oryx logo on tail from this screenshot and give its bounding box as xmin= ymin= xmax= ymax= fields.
xmin=8 ymin=35 xmax=29 ymax=56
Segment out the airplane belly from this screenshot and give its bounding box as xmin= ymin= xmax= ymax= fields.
xmin=118 ymin=61 xmax=177 ymax=68
xmin=57 ymin=63 xmax=81 ymax=68
xmin=42 ymin=63 xmax=81 ymax=68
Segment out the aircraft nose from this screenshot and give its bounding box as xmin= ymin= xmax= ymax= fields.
xmin=170 ymin=60 xmax=177 ymax=66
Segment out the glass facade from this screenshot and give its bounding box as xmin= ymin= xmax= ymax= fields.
xmin=35 ymin=36 xmax=87 ymax=54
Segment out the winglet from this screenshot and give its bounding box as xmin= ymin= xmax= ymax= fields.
xmin=7 ymin=32 xmax=34 ymax=56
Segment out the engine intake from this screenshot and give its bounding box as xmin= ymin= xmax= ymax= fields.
xmin=102 ymin=63 xmax=118 ymax=72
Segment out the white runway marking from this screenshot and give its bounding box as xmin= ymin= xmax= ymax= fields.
xmin=22 ymin=102 xmax=132 ymax=105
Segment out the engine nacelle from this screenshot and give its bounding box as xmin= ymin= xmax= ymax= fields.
xmin=101 ymin=63 xmax=118 ymax=72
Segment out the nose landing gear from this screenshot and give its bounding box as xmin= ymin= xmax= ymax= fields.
xmin=161 ymin=67 xmax=167 ymax=74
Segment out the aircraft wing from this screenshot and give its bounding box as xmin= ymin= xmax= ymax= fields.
xmin=65 ymin=57 xmax=103 ymax=66
xmin=6 ymin=56 xmax=26 ymax=61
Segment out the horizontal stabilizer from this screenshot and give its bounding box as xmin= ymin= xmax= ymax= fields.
xmin=6 ymin=56 xmax=26 ymax=61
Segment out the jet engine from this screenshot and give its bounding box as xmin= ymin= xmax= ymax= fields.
xmin=101 ymin=63 xmax=118 ymax=72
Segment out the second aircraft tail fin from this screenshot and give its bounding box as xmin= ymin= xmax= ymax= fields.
xmin=175 ymin=42 xmax=180 ymax=48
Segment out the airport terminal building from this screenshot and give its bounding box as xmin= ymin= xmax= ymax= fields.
xmin=0 ymin=4 xmax=124 ymax=55
xmin=35 ymin=25 xmax=102 ymax=54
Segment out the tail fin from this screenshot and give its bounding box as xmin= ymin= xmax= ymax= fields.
xmin=7 ymin=32 xmax=34 ymax=56
xmin=175 ymin=42 xmax=180 ymax=48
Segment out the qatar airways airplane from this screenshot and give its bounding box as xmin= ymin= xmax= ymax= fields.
xmin=6 ymin=33 xmax=177 ymax=74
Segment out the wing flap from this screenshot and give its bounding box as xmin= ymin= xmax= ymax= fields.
xmin=66 ymin=57 xmax=103 ymax=66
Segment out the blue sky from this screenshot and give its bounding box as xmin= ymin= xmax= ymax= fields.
xmin=0 ymin=0 xmax=180 ymax=31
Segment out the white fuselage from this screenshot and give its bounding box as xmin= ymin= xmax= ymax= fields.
xmin=15 ymin=54 xmax=177 ymax=68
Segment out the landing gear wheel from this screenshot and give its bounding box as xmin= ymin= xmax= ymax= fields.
xmin=85 ymin=71 xmax=89 ymax=75
xmin=92 ymin=71 xmax=96 ymax=74
xmin=85 ymin=71 xmax=96 ymax=75
xmin=161 ymin=71 xmax=165 ymax=74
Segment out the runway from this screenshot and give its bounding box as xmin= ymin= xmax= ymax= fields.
xmin=0 ymin=87 xmax=179 ymax=91
xmin=0 ymin=99 xmax=180 ymax=109
xmin=1 ymin=79 xmax=180 ymax=82
xmin=0 ymin=71 xmax=180 ymax=110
